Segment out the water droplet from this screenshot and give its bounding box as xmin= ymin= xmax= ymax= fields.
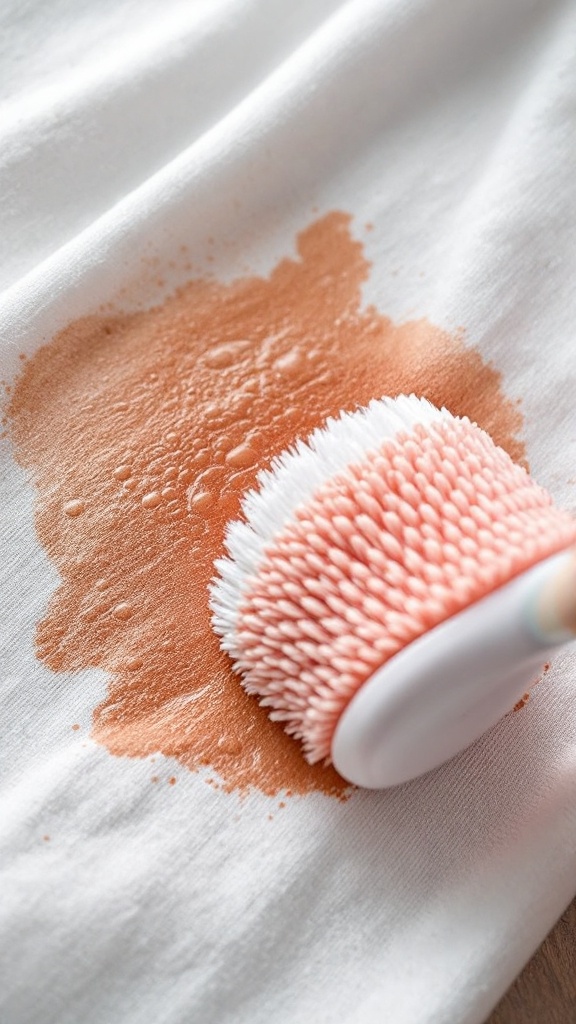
xmin=95 ymin=578 xmax=109 ymax=591
xmin=164 ymin=466 xmax=178 ymax=481
xmin=203 ymin=402 xmax=224 ymax=423
xmin=225 ymin=443 xmax=255 ymax=468
xmin=188 ymin=489 xmax=214 ymax=511
xmin=204 ymin=340 xmax=250 ymax=368
xmin=142 ymin=491 xmax=162 ymax=509
xmin=125 ymin=657 xmax=143 ymax=671
xmin=178 ymin=468 xmax=192 ymax=484
xmin=113 ymin=602 xmax=133 ymax=620
xmin=113 ymin=401 xmax=129 ymax=412
xmin=123 ymin=479 xmax=137 ymax=491
xmin=161 ymin=486 xmax=178 ymax=501
xmin=273 ymin=349 xmax=304 ymax=375
xmin=113 ymin=464 xmax=132 ymax=481
xmin=63 ymin=499 xmax=85 ymax=517
xmin=192 ymin=448 xmax=210 ymax=465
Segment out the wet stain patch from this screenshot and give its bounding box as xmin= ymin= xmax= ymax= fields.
xmin=5 ymin=212 xmax=525 ymax=797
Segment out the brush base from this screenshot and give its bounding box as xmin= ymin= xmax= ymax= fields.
xmin=331 ymin=549 xmax=574 ymax=788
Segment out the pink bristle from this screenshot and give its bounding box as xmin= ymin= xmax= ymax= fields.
xmin=212 ymin=409 xmax=576 ymax=766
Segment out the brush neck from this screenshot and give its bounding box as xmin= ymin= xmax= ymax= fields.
xmin=525 ymin=546 xmax=576 ymax=645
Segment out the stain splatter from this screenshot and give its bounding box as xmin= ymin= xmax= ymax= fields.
xmin=512 ymin=693 xmax=531 ymax=713
xmin=511 ymin=661 xmax=552 ymax=714
xmin=5 ymin=212 xmax=525 ymax=797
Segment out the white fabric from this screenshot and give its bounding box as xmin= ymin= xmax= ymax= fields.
xmin=2 ymin=1 xmax=576 ymax=1022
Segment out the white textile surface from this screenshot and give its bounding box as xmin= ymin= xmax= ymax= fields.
xmin=2 ymin=1 xmax=576 ymax=1022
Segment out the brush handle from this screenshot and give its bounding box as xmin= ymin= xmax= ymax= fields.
xmin=332 ymin=547 xmax=576 ymax=788
xmin=527 ymin=546 xmax=576 ymax=643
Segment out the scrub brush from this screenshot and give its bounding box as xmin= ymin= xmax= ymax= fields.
xmin=210 ymin=395 xmax=576 ymax=787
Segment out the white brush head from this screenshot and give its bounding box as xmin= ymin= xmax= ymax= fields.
xmin=210 ymin=394 xmax=576 ymax=787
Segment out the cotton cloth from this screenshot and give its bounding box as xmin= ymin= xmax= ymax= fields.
xmin=2 ymin=2 xmax=576 ymax=1023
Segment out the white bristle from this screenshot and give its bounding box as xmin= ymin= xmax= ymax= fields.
xmin=210 ymin=394 xmax=450 ymax=651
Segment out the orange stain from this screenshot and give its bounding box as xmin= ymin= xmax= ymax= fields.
xmin=511 ymin=661 xmax=552 ymax=713
xmin=512 ymin=693 xmax=531 ymax=713
xmin=5 ymin=212 xmax=525 ymax=798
